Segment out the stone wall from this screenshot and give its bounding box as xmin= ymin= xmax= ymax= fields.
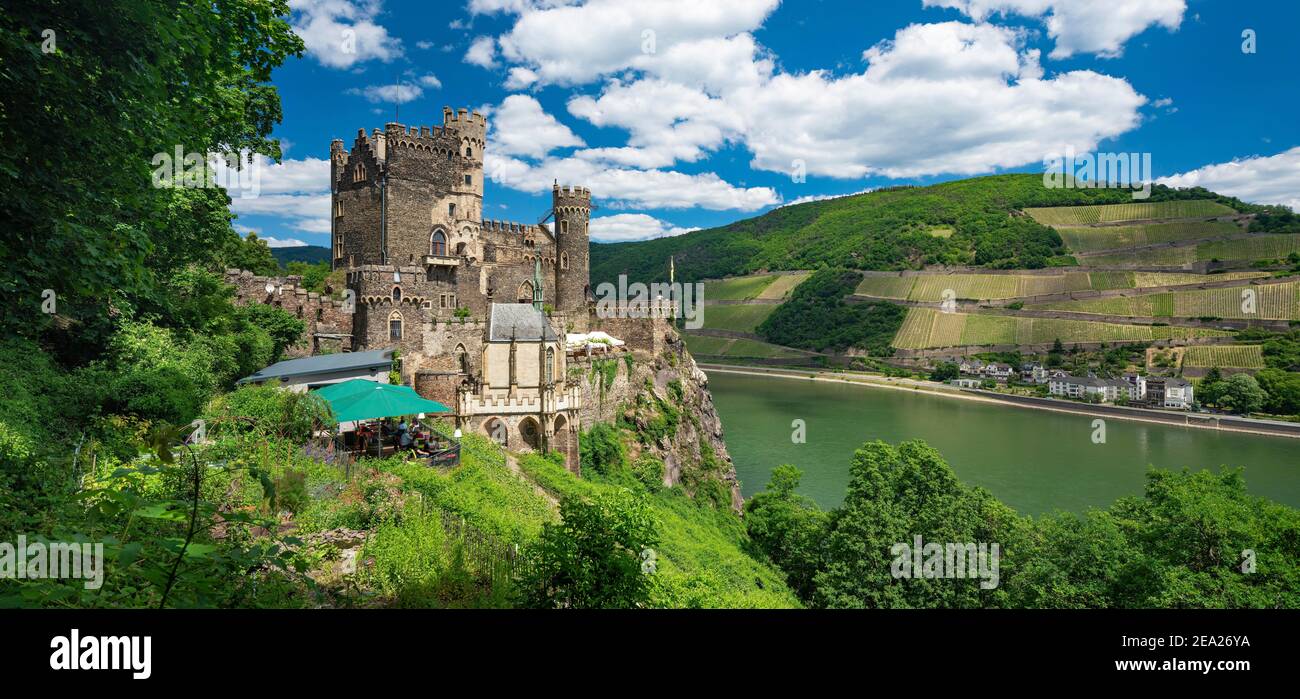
xmin=224 ymin=269 xmax=353 ymax=357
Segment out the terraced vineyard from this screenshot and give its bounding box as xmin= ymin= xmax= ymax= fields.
xmin=1197 ymin=234 xmax=1300 ymax=261
xmin=1082 ymin=234 xmax=1300 ymax=267
xmin=855 ymin=275 xmax=919 ymax=299
xmin=682 ymin=334 xmax=807 ymax=359
xmin=892 ymin=308 xmax=1233 ymax=350
xmin=1182 ymin=345 xmax=1265 ymax=369
xmin=700 ymin=303 xmax=777 ymax=333
xmin=702 ymin=274 xmax=782 ymax=301
xmin=1023 ymin=199 xmax=1236 ymax=226
xmin=1083 ymin=246 xmax=1198 ymax=266
xmin=1060 ymin=221 xmax=1240 ymax=253
xmin=756 ymin=272 xmax=810 ymax=300
xmin=1028 ymin=281 xmax=1300 ymax=320
xmin=855 ymin=271 xmax=1265 ymax=301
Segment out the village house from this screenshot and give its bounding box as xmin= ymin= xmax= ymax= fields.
xmin=1147 ymin=377 xmax=1195 ymax=410
xmin=983 ymin=363 xmax=1015 ymax=382
xmin=1020 ymin=362 xmax=1048 ymax=383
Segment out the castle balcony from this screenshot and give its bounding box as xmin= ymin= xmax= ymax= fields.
xmin=424 ymin=254 xmax=460 ymax=267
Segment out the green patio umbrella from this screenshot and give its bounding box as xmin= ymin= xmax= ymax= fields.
xmin=313 ymin=380 xmax=450 ymax=423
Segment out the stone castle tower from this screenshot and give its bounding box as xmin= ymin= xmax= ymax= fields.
xmin=552 ymin=183 xmax=591 ymax=313
xmin=327 ymin=107 xmax=592 ymax=356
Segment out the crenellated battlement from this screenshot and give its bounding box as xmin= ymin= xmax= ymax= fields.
xmin=482 ymin=219 xmax=547 ymax=237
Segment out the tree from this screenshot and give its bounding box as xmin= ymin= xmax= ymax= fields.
xmin=1221 ymin=373 xmax=1267 ymax=415
xmin=812 ymin=441 xmax=1022 ymax=609
xmin=223 ymin=233 xmax=281 ymax=276
xmin=1256 ymin=368 xmax=1300 ymax=415
xmin=519 ymin=490 xmax=659 ymax=609
xmin=744 ymin=465 xmax=828 ymax=599
xmin=929 ymin=362 xmax=959 ymax=382
xmin=0 ymin=0 xmax=303 ymax=342
xmin=1199 ymin=368 xmax=1227 ymax=409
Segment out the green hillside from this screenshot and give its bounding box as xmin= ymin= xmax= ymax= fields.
xmin=590 ymin=174 xmax=1259 ymax=285
xmin=271 ymin=245 xmax=332 ymax=266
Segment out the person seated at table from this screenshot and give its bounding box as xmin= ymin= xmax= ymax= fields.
xmin=356 ymin=423 xmax=372 ymax=454
xmin=397 ymin=420 xmax=414 ymax=453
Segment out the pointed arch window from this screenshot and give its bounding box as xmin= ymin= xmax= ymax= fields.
xmin=431 ymin=229 xmax=447 ymax=256
xmin=545 ymin=347 xmax=555 ymax=384
xmin=560 ymin=252 xmax=569 ymax=270
xmin=517 ymin=281 xmax=534 ymax=304
xmin=455 ymin=344 xmax=469 ymax=374
xmin=389 ymin=311 xmax=404 ymax=341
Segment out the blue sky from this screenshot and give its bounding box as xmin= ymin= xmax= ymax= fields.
xmin=233 ymin=0 xmax=1300 ymax=248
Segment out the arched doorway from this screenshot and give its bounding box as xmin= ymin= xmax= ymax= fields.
xmin=519 ymin=416 xmax=541 ymax=450
xmin=430 ymin=229 xmax=447 ymax=256
xmin=483 ymin=417 xmax=508 ymax=447
xmin=552 ymin=414 xmax=570 ymax=462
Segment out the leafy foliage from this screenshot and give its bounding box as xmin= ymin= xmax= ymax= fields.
xmin=746 ymin=440 xmax=1300 ymax=608
xmin=518 ymin=490 xmax=659 ymax=609
xmin=0 ymin=0 xmax=303 ymax=345
xmin=756 ymin=268 xmax=905 ymax=353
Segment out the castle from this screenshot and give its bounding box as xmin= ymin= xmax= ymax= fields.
xmin=228 ymin=107 xmax=671 ymax=472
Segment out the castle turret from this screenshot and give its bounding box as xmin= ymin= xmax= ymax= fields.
xmin=553 ymin=183 xmax=591 ymax=313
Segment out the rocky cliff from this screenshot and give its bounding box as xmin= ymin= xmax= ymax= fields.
xmin=573 ymin=323 xmax=742 ymax=510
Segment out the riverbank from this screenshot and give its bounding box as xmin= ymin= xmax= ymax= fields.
xmin=697 ymin=363 xmax=1300 ymax=441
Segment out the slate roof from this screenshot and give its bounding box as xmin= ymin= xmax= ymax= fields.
xmin=488 ymin=303 xmax=560 ymax=342
xmin=237 ymin=348 xmax=394 ymax=384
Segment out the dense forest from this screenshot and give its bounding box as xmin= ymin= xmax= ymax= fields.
xmin=590 ymin=176 xmax=1270 ymax=285
xmin=755 ymin=268 xmax=904 ymax=354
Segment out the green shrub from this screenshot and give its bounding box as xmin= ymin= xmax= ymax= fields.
xmin=579 ymin=423 xmax=627 ymax=476
xmin=633 ymin=454 xmax=665 ymax=492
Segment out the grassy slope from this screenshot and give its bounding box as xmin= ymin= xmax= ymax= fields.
xmin=315 ymin=433 xmax=797 ymax=607
xmin=517 ymin=454 xmax=800 ymax=608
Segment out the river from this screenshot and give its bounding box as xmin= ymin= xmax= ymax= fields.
xmin=706 ymin=370 xmax=1300 ymax=514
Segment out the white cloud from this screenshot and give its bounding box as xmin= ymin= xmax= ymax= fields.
xmin=346 ymin=83 xmax=424 ymax=103
xmin=465 ymin=35 xmax=499 ymax=68
xmin=732 ymin=22 xmax=1146 ymax=178
xmin=490 ymin=95 xmax=585 ymax=158
xmin=485 ymin=152 xmax=779 ymax=211
xmin=1158 ymin=147 xmax=1300 ymax=213
xmin=289 ymin=0 xmax=403 ymax=69
xmin=589 ymin=214 xmax=699 ymax=242
xmin=417 ymin=74 xmax=442 ymax=88
xmin=924 ymin=0 xmax=1186 ymax=58
xmin=476 ymin=5 xmax=1148 ymax=182
xmin=504 ymin=67 xmax=539 ymax=90
xmin=416 ymin=40 xmax=435 ymax=50
xmin=261 ymin=237 xmax=310 ymax=248
xmin=495 ymin=0 xmax=780 ymax=86
xmin=568 ymin=78 xmax=746 ymax=169
xmin=218 ymin=156 xmax=333 ymax=234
